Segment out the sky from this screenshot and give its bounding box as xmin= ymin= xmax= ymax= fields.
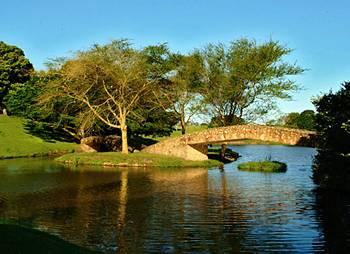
xmin=1 ymin=0 xmax=350 ymax=115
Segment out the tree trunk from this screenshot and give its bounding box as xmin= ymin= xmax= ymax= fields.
xmin=120 ymin=117 xmax=128 ymax=154
xmin=0 ymin=102 xmax=7 ymax=115
xmin=180 ymin=116 xmax=186 ymax=135
xmin=180 ymin=106 xmax=186 ymax=135
xmin=220 ymin=144 xmax=227 ymax=160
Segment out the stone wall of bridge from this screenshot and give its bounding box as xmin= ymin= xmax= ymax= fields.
xmin=143 ymin=125 xmax=318 ymax=161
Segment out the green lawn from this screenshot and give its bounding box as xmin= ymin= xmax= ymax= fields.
xmin=56 ymin=152 xmax=222 ymax=168
xmin=0 ymin=116 xmax=78 ymax=159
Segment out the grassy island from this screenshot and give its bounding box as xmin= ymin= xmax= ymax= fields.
xmin=238 ymin=161 xmax=287 ymax=172
xmin=56 ymin=152 xmax=223 ymax=168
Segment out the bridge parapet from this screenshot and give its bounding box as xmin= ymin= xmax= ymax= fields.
xmin=143 ymin=125 xmax=317 ymax=161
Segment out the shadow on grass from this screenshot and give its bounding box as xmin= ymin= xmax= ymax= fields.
xmin=0 ymin=224 xmax=100 ymax=254
xmin=23 ymin=120 xmax=76 ymax=143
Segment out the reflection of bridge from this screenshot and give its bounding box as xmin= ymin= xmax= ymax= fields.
xmin=143 ymin=125 xmax=317 ymax=161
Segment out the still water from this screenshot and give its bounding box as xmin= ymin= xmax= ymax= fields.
xmin=0 ymin=145 xmax=349 ymax=253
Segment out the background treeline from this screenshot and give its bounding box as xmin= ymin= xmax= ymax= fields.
xmin=0 ymin=39 xmax=304 ymax=153
xmin=1 ymin=39 xmax=349 ymax=190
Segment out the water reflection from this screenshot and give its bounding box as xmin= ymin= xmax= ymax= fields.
xmin=315 ymin=190 xmax=350 ymax=253
xmin=312 ymin=150 xmax=350 ymax=253
xmin=0 ymin=146 xmax=348 ymax=253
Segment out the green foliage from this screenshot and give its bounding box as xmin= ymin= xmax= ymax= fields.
xmin=39 ymin=40 xmax=162 ymax=153
xmin=127 ymin=107 xmax=179 ymax=137
xmin=0 ymin=41 xmax=33 ymax=110
xmin=238 ymin=161 xmax=287 ymax=172
xmin=297 ymin=110 xmax=316 ymax=130
xmin=312 ymin=82 xmax=350 ymax=191
xmin=144 ymin=45 xmax=206 ymax=134
xmin=282 ymin=110 xmax=316 ymax=130
xmin=209 ymin=115 xmax=245 ymax=127
xmin=4 ymin=73 xmax=83 ymax=141
xmin=4 ymin=75 xmax=42 ymax=118
xmin=313 ymin=82 xmax=350 ymax=152
xmin=201 ymin=38 xmax=304 ymax=125
xmin=283 ymin=112 xmax=300 ymax=128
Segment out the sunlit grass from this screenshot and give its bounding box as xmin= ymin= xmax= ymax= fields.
xmin=0 ymin=116 xmax=78 ymax=159
xmin=56 ymin=152 xmax=222 ymax=168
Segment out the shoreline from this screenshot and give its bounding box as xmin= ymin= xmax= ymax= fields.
xmin=55 ymin=152 xmax=223 ymax=169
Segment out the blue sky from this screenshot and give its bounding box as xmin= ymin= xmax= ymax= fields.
xmin=1 ymin=0 xmax=349 ymax=114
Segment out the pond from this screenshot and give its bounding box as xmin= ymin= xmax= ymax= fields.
xmin=0 ymin=145 xmax=349 ymax=253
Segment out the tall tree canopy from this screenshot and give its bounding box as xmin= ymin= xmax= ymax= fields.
xmin=143 ymin=45 xmax=205 ymax=134
xmin=271 ymin=110 xmax=316 ymax=130
xmin=313 ymin=82 xmax=350 ymax=153
xmin=40 ymin=40 xmax=157 ymax=153
xmin=162 ymin=52 xmax=205 ymax=134
xmin=0 ymin=41 xmax=33 ymax=113
xmin=201 ymin=38 xmax=304 ymax=126
xmin=312 ymin=82 xmax=350 ymax=190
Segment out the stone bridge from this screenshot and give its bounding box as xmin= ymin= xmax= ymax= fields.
xmin=142 ymin=125 xmax=318 ymax=161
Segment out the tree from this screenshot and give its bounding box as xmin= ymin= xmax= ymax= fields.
xmin=143 ymin=45 xmax=206 ymax=135
xmin=0 ymin=41 xmax=33 ymax=114
xmin=283 ymin=112 xmax=300 ymax=128
xmin=201 ymin=38 xmax=304 ymax=126
xmin=39 ymin=40 xmax=157 ymax=153
xmin=312 ymin=82 xmax=350 ymax=191
xmin=165 ymin=52 xmax=206 ymax=134
xmin=313 ymin=82 xmax=350 ymax=153
xmin=127 ymin=106 xmax=179 ymax=137
xmin=5 ymin=72 xmax=88 ymax=141
xmin=296 ymin=110 xmax=315 ymax=130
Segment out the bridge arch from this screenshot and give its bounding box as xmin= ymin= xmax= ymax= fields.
xmin=143 ymin=125 xmax=317 ymax=161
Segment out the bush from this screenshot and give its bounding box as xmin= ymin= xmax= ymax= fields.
xmin=312 ymin=82 xmax=350 ymax=190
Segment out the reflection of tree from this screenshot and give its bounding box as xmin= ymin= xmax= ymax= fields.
xmin=313 ymin=150 xmax=350 ymax=191
xmin=313 ymin=151 xmax=350 ymax=252
xmin=315 ymin=189 xmax=350 ymax=253
xmin=117 ymin=170 xmax=128 ymax=227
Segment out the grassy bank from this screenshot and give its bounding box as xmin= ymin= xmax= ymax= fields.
xmin=238 ymin=161 xmax=287 ymax=172
xmin=0 ymin=116 xmax=78 ymax=159
xmin=56 ymin=152 xmax=223 ymax=168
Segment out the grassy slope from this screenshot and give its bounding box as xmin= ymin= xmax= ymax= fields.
xmin=56 ymin=152 xmax=222 ymax=168
xmin=0 ymin=116 xmax=78 ymax=159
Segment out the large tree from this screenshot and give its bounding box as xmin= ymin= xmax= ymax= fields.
xmin=143 ymin=44 xmax=206 ymax=134
xmin=312 ymin=82 xmax=350 ymax=190
xmin=5 ymin=71 xmax=89 ymax=141
xmin=201 ymin=38 xmax=304 ymax=126
xmin=39 ymin=40 xmax=157 ymax=153
xmin=0 ymin=41 xmax=33 ymax=114
xmin=313 ymin=82 xmax=350 ymax=153
xmin=164 ymin=52 xmax=206 ymax=134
